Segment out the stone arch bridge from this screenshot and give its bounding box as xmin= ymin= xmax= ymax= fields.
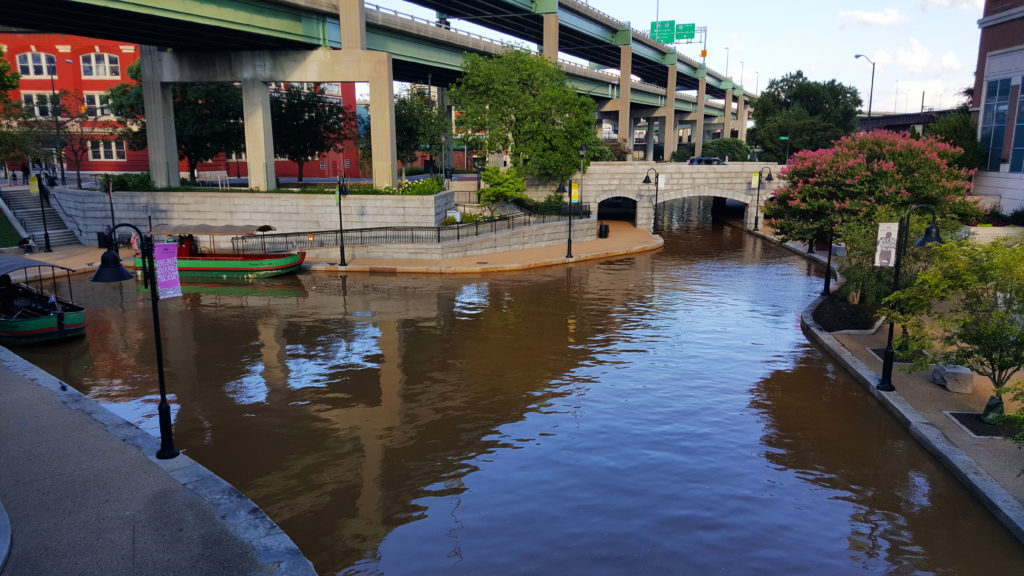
xmin=579 ymin=162 xmax=782 ymax=232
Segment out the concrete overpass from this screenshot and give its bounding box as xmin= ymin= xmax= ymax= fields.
xmin=4 ymin=1 xmax=753 ymax=190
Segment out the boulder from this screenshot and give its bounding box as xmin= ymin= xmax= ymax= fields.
xmin=930 ymin=364 xmax=973 ymax=394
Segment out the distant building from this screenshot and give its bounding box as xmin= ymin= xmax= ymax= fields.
xmin=971 ymin=0 xmax=1024 ymax=211
xmin=1 ymin=31 xmax=364 ymax=182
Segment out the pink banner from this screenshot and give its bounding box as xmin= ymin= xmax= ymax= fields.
xmin=153 ymin=242 xmax=182 ymax=299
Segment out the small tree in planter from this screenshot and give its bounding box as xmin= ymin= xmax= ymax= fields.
xmin=479 ymin=166 xmax=527 ymax=217
xmin=890 ymin=239 xmax=1024 ymax=424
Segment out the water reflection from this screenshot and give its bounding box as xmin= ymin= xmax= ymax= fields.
xmin=18 ymin=199 xmax=1024 ymax=575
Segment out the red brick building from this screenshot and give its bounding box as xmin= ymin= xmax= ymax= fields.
xmin=971 ymin=0 xmax=1024 ymax=210
xmin=1 ymin=31 xmax=364 ymax=182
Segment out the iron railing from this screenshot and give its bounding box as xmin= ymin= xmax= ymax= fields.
xmin=229 ymin=207 xmax=590 ymax=254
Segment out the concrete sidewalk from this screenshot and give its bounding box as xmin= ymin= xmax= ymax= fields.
xmin=0 ymin=349 xmax=315 ymax=576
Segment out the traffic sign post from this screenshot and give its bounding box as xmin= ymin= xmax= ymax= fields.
xmin=650 ymin=20 xmax=676 ymax=43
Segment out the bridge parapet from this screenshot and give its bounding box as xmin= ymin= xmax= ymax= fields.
xmin=579 ymin=161 xmax=782 ymax=232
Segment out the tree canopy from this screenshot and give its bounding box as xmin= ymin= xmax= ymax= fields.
xmin=394 ymin=88 xmax=449 ymax=180
xmin=449 ymin=50 xmax=606 ymax=182
xmin=270 ymin=84 xmax=357 ymax=182
xmin=764 ymin=130 xmax=978 ymax=302
xmin=0 ymin=48 xmax=41 ymax=170
xmin=106 ymin=62 xmax=244 ymax=182
xmin=748 ymin=71 xmax=861 ymax=163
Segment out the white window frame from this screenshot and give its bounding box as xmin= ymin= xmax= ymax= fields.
xmin=83 ymin=92 xmax=111 ymax=118
xmin=80 ymin=53 xmax=120 ymax=79
xmin=17 ymin=52 xmax=56 ymax=77
xmin=22 ymin=92 xmax=56 ymax=117
xmin=89 ymin=140 xmax=127 ymax=161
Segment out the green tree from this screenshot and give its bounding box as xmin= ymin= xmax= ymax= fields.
xmin=478 ymin=166 xmax=527 ymax=217
xmin=891 ymin=240 xmax=1024 ymax=423
xmin=270 ymin=84 xmax=356 ymax=182
xmin=924 ymin=110 xmax=984 ymax=172
xmin=0 ymin=49 xmax=42 ymax=177
xmin=764 ymin=130 xmax=978 ymax=301
xmin=702 ymin=137 xmax=749 ymax=161
xmin=748 ymin=70 xmax=861 ymax=163
xmin=449 ymin=50 xmax=604 ymax=182
xmin=107 ymin=62 xmax=244 ymax=182
xmin=394 ymin=88 xmax=448 ymax=180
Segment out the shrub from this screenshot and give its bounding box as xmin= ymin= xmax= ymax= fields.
xmin=671 ymin=143 xmax=695 ymax=162
xmin=101 ymin=172 xmax=155 ymax=191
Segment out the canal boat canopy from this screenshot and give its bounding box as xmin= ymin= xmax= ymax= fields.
xmin=0 ymin=253 xmax=86 ymax=345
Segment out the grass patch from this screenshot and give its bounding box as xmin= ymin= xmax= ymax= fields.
xmin=0 ymin=212 xmax=22 ymax=247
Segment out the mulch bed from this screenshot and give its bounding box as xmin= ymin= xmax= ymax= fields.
xmin=949 ymin=412 xmax=1021 ymax=438
xmin=813 ymin=297 xmax=881 ymax=332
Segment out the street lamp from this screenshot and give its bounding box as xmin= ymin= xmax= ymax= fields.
xmin=855 ymin=54 xmax=875 ymax=118
xmin=877 ymin=205 xmax=944 ymax=391
xmin=38 ymin=179 xmax=53 ymax=252
xmin=642 ymin=168 xmax=659 ymax=230
xmin=754 ymin=166 xmax=773 ymax=231
xmin=558 ymin=181 xmax=572 ymax=258
xmin=48 ymin=59 xmax=73 ymax=186
xmin=336 ymin=175 xmax=348 ymax=267
xmin=91 ymin=224 xmax=180 ymax=459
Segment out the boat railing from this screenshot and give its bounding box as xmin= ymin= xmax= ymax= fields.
xmin=230 ymin=207 xmax=591 ymax=254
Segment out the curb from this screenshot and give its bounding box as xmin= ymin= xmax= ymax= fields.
xmin=0 ymin=498 xmax=9 ymax=575
xmin=799 ymin=295 xmax=1024 ymax=545
xmin=0 ymin=348 xmax=317 ymax=576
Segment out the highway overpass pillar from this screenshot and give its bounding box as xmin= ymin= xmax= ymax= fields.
xmin=695 ymin=66 xmax=707 ymax=157
xmin=140 ymin=46 xmax=180 ymax=188
xmin=618 ymin=45 xmax=633 ymax=159
xmin=242 ymin=79 xmax=276 ymax=191
xmin=737 ymin=91 xmax=748 ymax=142
xmin=722 ymin=81 xmax=733 ymax=139
xmin=340 ymin=0 xmax=367 ymax=50
xmin=662 ymin=64 xmax=678 ymax=160
xmin=542 ymin=12 xmax=559 ymax=62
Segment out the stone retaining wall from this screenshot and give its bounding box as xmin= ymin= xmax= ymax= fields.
xmin=52 ymin=188 xmax=455 ymax=246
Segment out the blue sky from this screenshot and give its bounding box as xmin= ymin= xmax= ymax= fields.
xmin=373 ymin=0 xmax=985 ymax=113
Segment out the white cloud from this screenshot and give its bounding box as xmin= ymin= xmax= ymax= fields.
xmin=919 ymin=0 xmax=984 ymax=11
xmin=896 ymin=38 xmax=934 ymax=74
xmin=838 ymin=8 xmax=907 ymax=26
xmin=939 ymin=51 xmax=964 ymax=72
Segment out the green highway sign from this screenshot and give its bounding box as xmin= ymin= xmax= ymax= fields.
xmin=779 ymin=136 xmax=790 ymax=140
xmin=676 ymin=23 xmax=695 ymax=40
xmin=651 ymin=20 xmax=676 ymax=43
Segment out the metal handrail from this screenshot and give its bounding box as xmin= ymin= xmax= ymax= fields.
xmin=228 ymin=208 xmax=591 ymax=254
xmin=365 ymin=2 xmax=536 ymax=52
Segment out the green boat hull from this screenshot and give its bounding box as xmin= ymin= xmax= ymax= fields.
xmin=0 ymin=309 xmax=87 ymax=345
xmin=134 ymin=252 xmax=306 ymax=279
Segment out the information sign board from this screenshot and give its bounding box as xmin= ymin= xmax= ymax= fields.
xmin=676 ymin=23 xmax=696 ymax=40
xmin=650 ymin=20 xmax=676 ymax=43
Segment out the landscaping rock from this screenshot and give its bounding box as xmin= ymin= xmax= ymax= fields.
xmin=930 ymin=364 xmax=973 ymax=394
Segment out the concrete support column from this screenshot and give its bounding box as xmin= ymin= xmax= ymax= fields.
xmin=723 ymin=87 xmax=733 ymax=139
xmin=140 ymin=46 xmax=180 ymax=188
xmin=542 ymin=13 xmax=559 ymax=62
xmin=695 ymin=67 xmax=707 ymax=157
xmin=618 ymin=45 xmax=633 ymax=159
xmin=339 ymin=0 xmax=367 ymax=50
xmin=737 ymin=92 xmax=748 ymax=141
xmin=242 ymin=79 xmax=276 ymax=191
xmin=368 ymin=54 xmax=398 ymax=188
xmin=645 ymin=120 xmax=655 ymax=160
xmin=663 ymin=65 xmax=678 ymax=160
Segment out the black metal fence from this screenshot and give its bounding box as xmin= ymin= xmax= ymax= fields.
xmin=230 ymin=206 xmax=591 ymax=254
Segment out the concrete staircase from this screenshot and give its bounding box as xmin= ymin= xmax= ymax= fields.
xmin=0 ymin=187 xmax=79 ymax=247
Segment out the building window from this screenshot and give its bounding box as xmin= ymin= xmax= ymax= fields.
xmin=89 ymin=140 xmax=126 ymax=161
xmin=1012 ymin=93 xmax=1024 ymax=173
xmin=22 ymin=93 xmax=56 ymax=117
xmin=980 ymin=78 xmax=1011 ymax=171
xmin=80 ymin=53 xmax=120 ymax=78
xmin=17 ymin=52 xmax=56 ymax=77
xmin=84 ymin=93 xmax=111 ymax=117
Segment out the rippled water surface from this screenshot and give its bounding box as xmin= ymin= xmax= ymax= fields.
xmin=21 ymin=199 xmax=1024 ymax=575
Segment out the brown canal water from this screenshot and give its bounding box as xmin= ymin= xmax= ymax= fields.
xmin=19 ymin=199 xmax=1024 ymax=575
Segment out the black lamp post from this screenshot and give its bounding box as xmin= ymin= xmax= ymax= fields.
xmin=38 ymin=180 xmax=53 ymax=252
xmin=642 ymin=168 xmax=659 ymax=230
xmin=560 ymin=180 xmax=573 ymax=259
xmin=336 ymin=176 xmax=348 ymax=267
xmin=755 ymin=166 xmax=773 ymax=231
xmin=877 ymin=205 xmax=944 ymax=391
xmin=855 ymin=54 xmax=876 ymax=118
xmin=107 ymin=180 xmax=116 ymax=234
xmin=92 ymin=224 xmax=180 ymax=459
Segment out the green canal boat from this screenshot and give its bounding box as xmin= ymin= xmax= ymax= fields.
xmin=132 ymin=224 xmax=306 ymax=279
xmin=0 ymin=254 xmax=86 ymax=345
